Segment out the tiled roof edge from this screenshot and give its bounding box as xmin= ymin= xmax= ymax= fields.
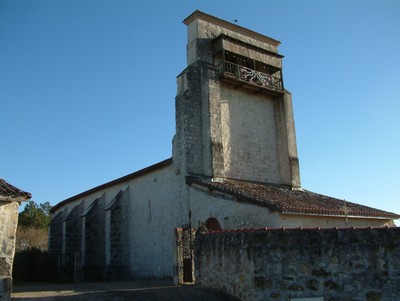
xmin=205 ymin=226 xmax=400 ymax=235
xmin=281 ymin=210 xmax=399 ymax=220
xmin=186 ymin=176 xmax=288 ymax=212
xmin=0 ymin=179 xmax=32 ymax=201
xmin=186 ymin=176 xmax=400 ymax=220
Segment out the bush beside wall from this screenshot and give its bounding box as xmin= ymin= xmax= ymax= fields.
xmin=13 ymin=248 xmax=60 ymax=283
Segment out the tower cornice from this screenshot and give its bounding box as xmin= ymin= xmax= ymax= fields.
xmin=183 ymin=10 xmax=281 ymax=47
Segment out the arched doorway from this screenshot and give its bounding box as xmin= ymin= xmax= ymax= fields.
xmin=204 ymin=218 xmax=221 ymax=231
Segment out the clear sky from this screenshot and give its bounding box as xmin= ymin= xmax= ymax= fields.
xmin=1 ymin=0 xmax=399 ymax=224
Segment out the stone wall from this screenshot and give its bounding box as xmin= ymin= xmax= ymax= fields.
xmin=0 ymin=202 xmax=19 ymax=301
xmin=174 ymin=59 xmax=299 ymax=187
xmin=48 ymin=209 xmax=67 ymax=256
xmin=127 ymin=164 xmax=185 ymax=279
xmin=64 ymin=202 xmax=83 ymax=281
xmin=105 ymin=189 xmax=129 ymax=280
xmin=174 ymin=61 xmax=212 ymax=177
xmin=220 ymin=85 xmax=281 ymax=184
xmin=195 ymin=227 xmax=400 ymax=301
xmin=82 ymin=195 xmax=106 ymax=280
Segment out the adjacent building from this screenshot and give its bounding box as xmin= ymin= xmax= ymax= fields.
xmin=0 ymin=179 xmax=31 ymax=301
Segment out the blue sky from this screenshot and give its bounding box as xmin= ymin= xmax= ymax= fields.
xmin=1 ymin=0 xmax=399 ymax=223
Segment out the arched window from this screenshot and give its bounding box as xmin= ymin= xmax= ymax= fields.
xmin=205 ymin=218 xmax=221 ymax=231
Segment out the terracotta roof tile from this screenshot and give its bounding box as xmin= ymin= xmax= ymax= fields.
xmin=0 ymin=179 xmax=31 ymax=201
xmin=186 ymin=176 xmax=399 ymax=220
xmin=204 ymin=226 xmax=399 ymax=235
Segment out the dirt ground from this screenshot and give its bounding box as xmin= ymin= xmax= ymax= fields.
xmin=12 ymin=280 xmax=242 ymax=301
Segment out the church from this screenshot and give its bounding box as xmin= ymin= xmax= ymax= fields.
xmin=49 ymin=10 xmax=399 ymax=282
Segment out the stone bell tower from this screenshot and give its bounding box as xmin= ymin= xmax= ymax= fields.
xmin=173 ymin=10 xmax=301 ymax=188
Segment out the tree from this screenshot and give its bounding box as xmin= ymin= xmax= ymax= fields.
xmin=14 ymin=201 xmax=58 ymax=282
xmin=16 ymin=201 xmax=52 ymax=251
xmin=18 ymin=200 xmax=52 ymax=229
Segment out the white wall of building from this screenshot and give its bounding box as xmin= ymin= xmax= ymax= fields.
xmin=126 ymin=163 xmax=186 ymax=278
xmin=51 ymin=162 xmax=189 ymax=279
xmin=220 ymin=85 xmax=282 ymax=184
xmin=188 ymin=186 xmax=282 ymax=229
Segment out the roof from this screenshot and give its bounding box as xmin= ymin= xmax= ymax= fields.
xmin=0 ymin=179 xmax=31 ymax=202
xmin=186 ymin=176 xmax=400 ymax=220
xmin=204 ymin=226 xmax=400 ymax=235
xmin=50 ymin=158 xmax=172 ymax=213
xmin=183 ymin=10 xmax=281 ymax=47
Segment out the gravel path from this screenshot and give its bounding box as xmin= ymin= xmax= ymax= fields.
xmin=12 ymin=280 xmax=242 ymax=301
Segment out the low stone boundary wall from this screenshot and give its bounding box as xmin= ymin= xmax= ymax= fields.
xmin=195 ymin=227 xmax=400 ymax=301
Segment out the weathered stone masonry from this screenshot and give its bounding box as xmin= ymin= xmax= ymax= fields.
xmin=82 ymin=194 xmax=106 ymax=280
xmin=64 ymin=201 xmax=83 ymax=281
xmin=49 ymin=187 xmax=131 ymax=281
xmin=0 ymin=180 xmax=30 ymax=301
xmin=195 ymin=227 xmax=400 ymax=301
xmin=104 ymin=188 xmax=129 ymax=279
xmin=0 ymin=202 xmax=19 ymax=301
